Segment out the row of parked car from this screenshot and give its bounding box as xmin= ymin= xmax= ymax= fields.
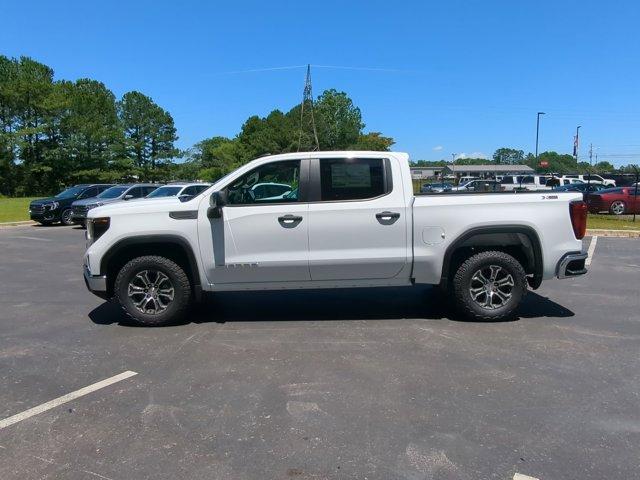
xmin=420 ymin=175 xmax=639 ymax=215
xmin=28 ymin=182 xmax=211 ymax=226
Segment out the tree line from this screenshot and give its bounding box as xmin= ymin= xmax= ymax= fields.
xmin=414 ymin=147 xmax=637 ymax=175
xmin=0 ymin=56 xmax=179 ymax=196
xmin=0 ymin=55 xmax=394 ymax=196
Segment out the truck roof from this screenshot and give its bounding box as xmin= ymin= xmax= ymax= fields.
xmin=255 ymin=151 xmax=410 ymax=162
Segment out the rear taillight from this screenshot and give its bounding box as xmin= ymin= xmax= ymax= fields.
xmin=569 ymin=201 xmax=587 ymax=239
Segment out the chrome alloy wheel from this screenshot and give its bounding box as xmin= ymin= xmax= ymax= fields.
xmin=610 ymin=201 xmax=625 ymax=215
xmin=128 ymin=270 xmax=175 ymax=315
xmin=469 ymin=265 xmax=515 ymax=310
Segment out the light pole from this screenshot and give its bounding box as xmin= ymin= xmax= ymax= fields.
xmin=535 ymin=112 xmax=545 ymax=159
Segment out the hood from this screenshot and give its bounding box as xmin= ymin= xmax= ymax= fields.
xmin=30 ymin=197 xmax=56 ymax=205
xmin=91 ymin=196 xmax=126 ymax=206
xmin=72 ymin=197 xmax=102 ymax=207
xmin=88 ymin=196 xmax=192 ymax=218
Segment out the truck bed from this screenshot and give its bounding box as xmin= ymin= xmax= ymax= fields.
xmin=410 ymin=190 xmax=584 ymax=284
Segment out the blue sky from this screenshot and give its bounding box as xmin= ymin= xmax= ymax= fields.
xmin=2 ymin=0 xmax=639 ymax=165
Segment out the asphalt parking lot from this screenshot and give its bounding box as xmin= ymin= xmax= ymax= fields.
xmin=0 ymin=225 xmax=638 ymax=480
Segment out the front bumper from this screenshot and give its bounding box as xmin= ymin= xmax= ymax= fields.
xmin=556 ymin=252 xmax=588 ymax=279
xmin=30 ymin=210 xmax=58 ymax=221
xmin=84 ymin=265 xmax=108 ymax=298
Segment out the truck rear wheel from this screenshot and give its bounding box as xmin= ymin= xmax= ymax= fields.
xmin=452 ymin=250 xmax=526 ymax=321
xmin=114 ymin=255 xmax=192 ymax=326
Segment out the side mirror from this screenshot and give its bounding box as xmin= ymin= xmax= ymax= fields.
xmin=207 ymin=191 xmax=227 ymax=219
xmin=124 ymin=194 xmax=134 ymax=200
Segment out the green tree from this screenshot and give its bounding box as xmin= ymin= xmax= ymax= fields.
xmin=61 ymin=79 xmax=120 ymax=177
xmin=593 ymin=161 xmax=615 ymax=173
xmin=313 ymin=89 xmax=364 ymax=150
xmin=526 ymin=151 xmax=577 ymax=173
xmin=493 ymin=148 xmax=524 ymax=164
xmin=349 ymin=132 xmax=395 ymax=151
xmin=118 ymin=91 xmax=178 ymax=180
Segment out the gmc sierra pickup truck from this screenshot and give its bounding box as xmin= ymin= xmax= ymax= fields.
xmin=83 ymin=151 xmax=588 ymax=326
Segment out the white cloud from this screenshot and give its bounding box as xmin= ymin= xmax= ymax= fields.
xmin=455 ymin=152 xmax=488 ymax=160
xmin=432 ymin=145 xmax=443 ymax=151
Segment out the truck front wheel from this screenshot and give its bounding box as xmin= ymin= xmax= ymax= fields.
xmin=452 ymin=250 xmax=526 ymax=321
xmin=114 ymin=255 xmax=192 ymax=326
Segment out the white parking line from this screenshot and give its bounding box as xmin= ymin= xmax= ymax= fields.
xmin=0 ymin=370 xmax=138 ymax=430
xmin=514 ymin=473 xmax=539 ymax=480
xmin=10 ymin=235 xmax=51 ymax=242
xmin=585 ymin=235 xmax=598 ymax=266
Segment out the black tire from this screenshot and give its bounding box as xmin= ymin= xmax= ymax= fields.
xmin=114 ymin=255 xmax=192 ymax=326
xmin=452 ymin=250 xmax=526 ymax=321
xmin=60 ymin=208 xmax=74 ymax=226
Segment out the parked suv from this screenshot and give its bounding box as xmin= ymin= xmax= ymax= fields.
xmin=71 ymin=184 xmax=159 ymax=226
xmin=29 ymin=184 xmax=113 ymax=225
xmin=145 ymin=182 xmax=211 ymax=200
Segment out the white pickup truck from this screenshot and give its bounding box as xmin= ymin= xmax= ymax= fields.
xmin=83 ymin=151 xmax=588 ymax=326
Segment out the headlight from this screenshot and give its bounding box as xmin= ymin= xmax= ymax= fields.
xmin=87 ymin=217 xmax=110 ymax=245
xmin=87 ymin=203 xmax=99 ymax=210
xmin=48 ymin=202 xmax=59 ymax=210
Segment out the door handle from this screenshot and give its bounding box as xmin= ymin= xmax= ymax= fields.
xmin=376 ymin=211 xmax=400 ymax=220
xmin=375 ymin=211 xmax=400 ymax=225
xmin=278 ymin=214 xmax=303 ymax=228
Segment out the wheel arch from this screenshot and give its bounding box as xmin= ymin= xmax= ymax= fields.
xmin=100 ymin=235 xmax=202 ymax=300
xmin=441 ymin=225 xmax=543 ymax=290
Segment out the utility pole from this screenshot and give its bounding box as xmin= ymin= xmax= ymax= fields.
xmin=297 ymin=64 xmax=320 ymax=152
xmin=535 ymin=112 xmax=545 ymax=159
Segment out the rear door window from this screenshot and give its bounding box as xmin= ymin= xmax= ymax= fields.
xmin=127 ymin=187 xmax=143 ymax=198
xmin=79 ymin=187 xmax=98 ymax=199
xmin=319 ymin=158 xmax=386 ymax=201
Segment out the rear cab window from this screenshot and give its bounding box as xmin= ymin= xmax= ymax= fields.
xmin=319 ymin=158 xmax=388 ymax=201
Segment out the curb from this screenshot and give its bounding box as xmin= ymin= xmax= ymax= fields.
xmin=587 ymin=228 xmax=640 ymax=238
xmin=0 ymin=220 xmax=37 ymax=228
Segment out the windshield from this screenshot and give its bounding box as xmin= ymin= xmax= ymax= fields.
xmin=146 ymin=186 xmax=182 ymax=198
xmin=54 ymin=186 xmax=85 ymax=199
xmin=98 ymin=186 xmax=128 ymax=199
